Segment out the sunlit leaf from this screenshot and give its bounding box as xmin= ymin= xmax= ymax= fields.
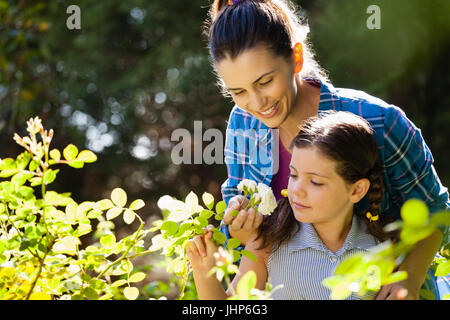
xmin=49 ymin=149 xmax=61 ymax=161
xmin=129 ymin=199 xmax=145 ymax=210
xmin=202 ymin=192 xmax=214 ymax=210
xmin=63 ymin=144 xmax=79 ymax=161
xmin=129 ymin=272 xmax=146 ymax=283
xmin=216 ymin=201 xmax=226 ymax=215
xmin=77 ymin=150 xmax=97 ymax=163
xmin=123 ymin=209 xmax=136 ymax=224
xmin=106 ymin=207 xmax=123 ymax=220
xmin=124 ymin=286 xmax=139 ymax=300
xmin=400 ymin=199 xmax=429 ymax=227
xmin=111 ymin=188 xmax=127 ymax=207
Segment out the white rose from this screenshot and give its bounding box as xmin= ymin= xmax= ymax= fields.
xmin=237 ymin=179 xmax=257 ymax=194
xmin=256 ymin=183 xmax=277 ymax=216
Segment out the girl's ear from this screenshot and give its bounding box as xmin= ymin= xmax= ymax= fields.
xmin=349 ymin=178 xmax=370 ymax=204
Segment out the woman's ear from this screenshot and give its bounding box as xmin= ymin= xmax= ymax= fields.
xmin=349 ymin=178 xmax=370 ymax=204
xmin=293 ymin=42 xmax=304 ymax=74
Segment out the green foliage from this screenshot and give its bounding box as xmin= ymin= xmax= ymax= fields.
xmin=0 ymin=117 xmax=152 ymax=300
xmin=150 ymin=179 xmax=276 ymax=299
xmin=323 ymin=199 xmax=450 ymax=300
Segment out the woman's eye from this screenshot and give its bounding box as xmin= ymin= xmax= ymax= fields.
xmin=289 ymin=174 xmax=297 ymax=178
xmin=260 ymin=79 xmax=273 ymax=86
xmin=233 ymin=90 xmax=244 ymax=96
xmin=311 ymin=181 xmax=323 ymax=186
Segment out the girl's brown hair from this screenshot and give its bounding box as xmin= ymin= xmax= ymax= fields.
xmin=204 ymin=0 xmax=329 ymax=95
xmin=256 ymin=111 xmax=399 ymax=251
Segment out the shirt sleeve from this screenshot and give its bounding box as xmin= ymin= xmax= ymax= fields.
xmin=221 ymin=106 xmax=244 ymax=206
xmin=383 ymin=106 xmax=449 ymax=238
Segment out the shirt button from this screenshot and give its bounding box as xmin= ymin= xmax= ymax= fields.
xmin=330 ymin=257 xmax=337 ymax=263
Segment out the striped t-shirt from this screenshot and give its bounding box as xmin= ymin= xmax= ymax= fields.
xmin=268 ymin=216 xmax=378 ymax=300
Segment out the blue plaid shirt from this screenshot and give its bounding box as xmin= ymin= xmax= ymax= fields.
xmin=221 ymin=79 xmax=449 ymax=242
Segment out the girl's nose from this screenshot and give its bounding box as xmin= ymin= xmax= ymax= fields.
xmin=291 ymin=178 xmax=307 ymax=198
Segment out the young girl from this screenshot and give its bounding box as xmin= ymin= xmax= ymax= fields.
xmin=204 ymin=0 xmax=448 ymax=299
xmin=187 ymin=111 xmax=399 ymax=300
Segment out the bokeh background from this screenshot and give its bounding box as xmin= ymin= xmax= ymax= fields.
xmin=1 ymin=0 xmax=449 ymax=298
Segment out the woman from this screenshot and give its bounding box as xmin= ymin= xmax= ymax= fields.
xmin=203 ymin=0 xmax=449 ymax=299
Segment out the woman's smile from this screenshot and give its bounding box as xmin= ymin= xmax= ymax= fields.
xmin=257 ymin=101 xmax=280 ymax=118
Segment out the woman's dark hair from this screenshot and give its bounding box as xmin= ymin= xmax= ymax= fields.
xmin=256 ymin=111 xmax=399 ymax=251
xmin=204 ymin=0 xmax=329 ymax=95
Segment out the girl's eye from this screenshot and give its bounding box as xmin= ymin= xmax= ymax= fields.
xmin=233 ymin=91 xmax=244 ymax=96
xmin=311 ymin=181 xmax=323 ymax=186
xmin=289 ymin=174 xmax=297 ymax=178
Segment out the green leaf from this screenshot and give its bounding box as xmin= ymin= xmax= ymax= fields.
xmin=43 ymin=169 xmax=59 ymax=185
xmin=161 ymin=221 xmax=178 ymax=237
xmin=400 ymin=225 xmax=435 ymax=245
xmin=16 ymin=152 xmax=31 ymax=170
xmin=216 ymin=200 xmax=226 ymax=215
xmin=430 ymin=211 xmax=450 ymax=226
xmin=200 ymin=209 xmax=214 ymax=220
xmin=212 ymin=231 xmax=227 ymax=245
xmin=230 ymin=209 xmax=239 ymax=217
xmin=236 ymin=270 xmax=256 ymax=299
xmin=202 ymin=192 xmax=214 ymax=210
xmin=84 ymin=287 xmax=99 ymax=300
xmin=63 ymin=144 xmax=79 ymax=161
xmin=419 ymin=288 xmax=436 ymax=300
xmin=106 ymin=207 xmax=123 ymax=220
xmin=100 ymin=234 xmax=116 ymax=247
xmin=401 ymin=199 xmax=429 ymax=227
xmin=0 ymin=158 xmax=16 ymax=170
xmin=111 ymin=188 xmax=127 ymax=207
xmin=129 ymin=199 xmax=145 ymax=210
xmin=334 ymin=254 xmax=364 ymax=275
xmin=194 ymin=216 xmax=208 ymax=228
xmin=241 ymin=249 xmax=257 ymax=262
xmin=227 ymin=238 xmax=241 ymax=250
xmin=123 ymin=209 xmax=136 ymax=224
xmin=129 ymin=272 xmax=146 ymax=283
xmin=94 ymin=199 xmax=114 ymax=211
xmin=68 ymin=160 xmax=84 ymax=168
xmin=12 ymin=172 xmax=33 ymax=187
xmin=0 ymin=168 xmax=19 ymax=178
xmin=111 ymin=279 xmax=128 ymax=288
xmin=77 ymin=150 xmax=97 ymax=163
xmin=383 ymin=270 xmax=408 ymax=286
xmin=49 ymin=149 xmax=61 ymax=161
xmin=435 ymin=260 xmax=450 ymax=277
xmin=124 ymin=287 xmax=139 ymax=300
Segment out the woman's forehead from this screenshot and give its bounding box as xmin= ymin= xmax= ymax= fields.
xmin=215 ymin=46 xmax=286 ymax=86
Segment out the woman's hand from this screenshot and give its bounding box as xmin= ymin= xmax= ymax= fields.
xmin=186 ymin=228 xmax=218 ymax=274
xmin=223 ymin=195 xmax=264 ymax=246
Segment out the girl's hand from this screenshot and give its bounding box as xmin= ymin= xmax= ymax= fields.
xmin=223 ymin=195 xmax=263 ymax=246
xmin=375 ymin=280 xmax=419 ymax=300
xmin=186 ymin=228 xmax=218 ymax=274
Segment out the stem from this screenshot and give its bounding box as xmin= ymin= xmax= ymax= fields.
xmin=25 ymin=238 xmax=55 ymax=300
xmin=178 ymin=257 xmax=189 ymax=300
xmin=95 ymin=222 xmax=144 ymax=280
